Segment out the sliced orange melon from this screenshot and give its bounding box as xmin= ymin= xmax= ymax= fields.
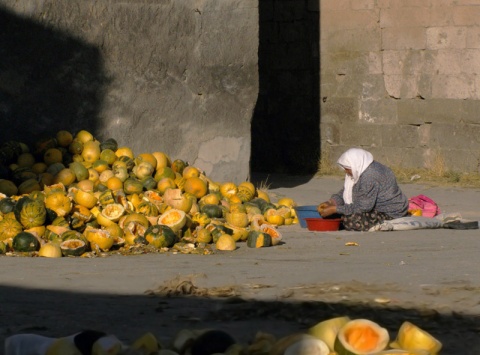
xmin=334 ymin=319 xmax=389 ymax=355
xmin=158 ymin=208 xmax=186 ymax=232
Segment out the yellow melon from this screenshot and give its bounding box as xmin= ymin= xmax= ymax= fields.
xmin=101 ymin=203 xmax=126 ymax=223
xmin=220 ymin=182 xmax=238 ymax=199
xmin=43 ymin=148 xmax=63 ymax=166
xmin=335 ymin=319 xmax=389 ymax=355
xmin=88 ymin=168 xmax=100 ymax=182
xmin=75 ymin=130 xmax=94 ymax=143
xmin=277 ymin=197 xmax=297 ymax=208
xmin=238 ymin=181 xmax=255 ymax=194
xmin=18 ymin=178 xmax=42 ymax=195
xmin=77 ymin=179 xmax=95 ymax=192
xmin=215 ymin=234 xmax=237 ymax=251
xmin=73 ymin=189 xmax=98 ymax=209
xmin=157 ymin=177 xmax=176 ymax=195
xmin=39 ymin=173 xmax=55 ymax=189
xmin=182 ymin=166 xmax=200 ymax=179
xmin=152 ymin=151 xmax=171 ymax=169
xmin=183 ymin=176 xmax=208 ymax=199
xmin=92 ymin=160 xmax=109 ymax=173
xmin=99 ymin=149 xmax=117 ymax=165
xmin=82 ymin=141 xmax=101 ymax=163
xmin=45 ymin=190 xmax=73 ymax=217
xmin=200 ymin=193 xmax=220 ymax=206
xmin=136 ymin=153 xmax=157 ymax=170
xmin=31 ymin=162 xmax=48 ymax=174
xmin=85 ymin=228 xmax=114 ymax=251
xmin=157 ymin=208 xmax=186 ymax=232
xmin=0 ymin=179 xmax=18 ymax=196
xmin=56 ymin=130 xmax=74 ymax=147
xmin=17 ymin=153 xmax=36 ymax=168
xmin=69 ymin=139 xmax=84 ymax=155
xmin=106 ymin=176 xmax=123 ymax=191
xmin=38 ymin=243 xmax=63 ymax=258
xmin=53 ymin=168 xmax=76 ymax=186
xmin=115 ymin=146 xmax=134 ymax=159
xmin=225 ymin=212 xmax=249 ymax=228
xmin=99 ymin=169 xmax=115 ymax=184
xmin=257 ymin=190 xmax=271 ymax=203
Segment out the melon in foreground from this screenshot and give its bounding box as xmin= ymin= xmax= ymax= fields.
xmin=38 ymin=243 xmax=63 ymax=258
xmin=374 ymin=350 xmax=430 ymax=354
xmin=334 ymin=319 xmax=389 ymax=355
xmin=271 ymin=333 xmax=329 ymax=355
xmin=246 ymin=231 xmax=272 ymax=248
xmin=215 ymin=234 xmax=236 ymax=251
xmin=60 ymin=239 xmax=87 ymax=257
xmin=131 ymin=332 xmax=160 ymax=354
xmin=12 ymin=232 xmax=40 ymax=252
xmin=390 ymin=321 xmax=442 ymax=354
xmin=309 ymin=316 xmax=351 ymax=351
xmin=157 ymin=208 xmax=186 ymax=232
xmin=0 ymin=241 xmax=7 ymax=254
xmin=259 ymin=223 xmax=282 ymax=246
xmin=144 ymin=224 xmax=177 ymax=248
xmin=85 ymin=228 xmax=114 ymax=251
xmin=284 ymin=336 xmax=329 ymax=355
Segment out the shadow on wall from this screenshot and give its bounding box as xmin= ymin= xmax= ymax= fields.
xmin=251 ymin=0 xmax=320 ymax=183
xmin=1 ymin=284 xmax=479 ymax=354
xmin=0 ymin=6 xmax=108 ymax=152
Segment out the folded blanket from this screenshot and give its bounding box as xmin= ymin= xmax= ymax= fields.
xmin=369 ymin=213 xmax=478 ymax=231
xmin=369 ymin=216 xmax=444 ymax=231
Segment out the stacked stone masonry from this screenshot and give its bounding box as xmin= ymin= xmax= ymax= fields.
xmin=321 ymin=0 xmax=480 ymax=172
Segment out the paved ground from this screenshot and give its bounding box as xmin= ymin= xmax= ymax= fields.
xmin=1 ymin=174 xmax=480 ymax=354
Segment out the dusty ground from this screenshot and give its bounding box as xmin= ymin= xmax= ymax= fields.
xmin=1 ymin=174 xmax=480 ymax=354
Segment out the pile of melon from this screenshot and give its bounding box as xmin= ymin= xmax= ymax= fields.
xmin=0 ymin=130 xmax=299 ymax=257
xmin=162 ymin=317 xmax=441 ymax=355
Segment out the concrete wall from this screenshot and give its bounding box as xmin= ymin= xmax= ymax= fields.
xmin=320 ymin=0 xmax=480 ymax=172
xmin=3 ymin=0 xmax=480 ymax=179
xmin=0 ymin=0 xmax=258 ymax=183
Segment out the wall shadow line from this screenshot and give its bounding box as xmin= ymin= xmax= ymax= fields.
xmin=0 ymin=284 xmax=478 ymax=354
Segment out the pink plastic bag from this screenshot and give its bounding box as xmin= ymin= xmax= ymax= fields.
xmin=408 ymin=194 xmax=441 ymax=218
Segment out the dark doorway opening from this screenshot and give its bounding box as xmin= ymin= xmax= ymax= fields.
xmin=251 ymin=1 xmax=320 ymax=180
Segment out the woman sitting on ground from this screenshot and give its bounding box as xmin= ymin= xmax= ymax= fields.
xmin=317 ymin=147 xmax=408 ymax=231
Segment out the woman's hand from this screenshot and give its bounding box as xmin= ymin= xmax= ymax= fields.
xmin=317 ymin=199 xmax=335 ymax=213
xmin=319 ymin=204 xmax=337 ymax=218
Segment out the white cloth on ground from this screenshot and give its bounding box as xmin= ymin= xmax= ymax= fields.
xmin=369 ymin=213 xmax=463 ymax=231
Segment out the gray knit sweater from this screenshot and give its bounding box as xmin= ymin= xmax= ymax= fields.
xmin=331 ymin=161 xmax=409 ymax=218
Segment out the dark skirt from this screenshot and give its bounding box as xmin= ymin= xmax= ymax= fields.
xmin=342 ymin=210 xmax=392 ymax=231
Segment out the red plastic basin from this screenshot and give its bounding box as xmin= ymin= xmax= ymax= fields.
xmin=305 ymin=217 xmax=341 ymax=232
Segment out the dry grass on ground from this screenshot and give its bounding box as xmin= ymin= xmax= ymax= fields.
xmin=316 ymin=148 xmax=480 ymax=188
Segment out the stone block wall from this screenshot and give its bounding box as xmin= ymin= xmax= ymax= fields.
xmin=0 ymin=0 xmax=258 ymax=183
xmin=320 ymin=0 xmax=480 ymax=172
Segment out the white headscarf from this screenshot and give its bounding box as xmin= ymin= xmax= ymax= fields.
xmin=337 ymin=148 xmax=374 ymax=204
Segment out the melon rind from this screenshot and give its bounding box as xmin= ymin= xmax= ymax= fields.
xmin=334 ymin=319 xmax=389 ymax=355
